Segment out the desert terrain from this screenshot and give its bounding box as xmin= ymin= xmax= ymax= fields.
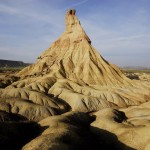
xmin=0 ymin=10 xmax=150 ymax=150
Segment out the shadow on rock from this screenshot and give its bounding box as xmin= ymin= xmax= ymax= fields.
xmin=91 ymin=126 xmax=136 ymax=150
xmin=0 ymin=112 xmax=40 ymax=150
xmin=0 ymin=110 xmax=27 ymax=121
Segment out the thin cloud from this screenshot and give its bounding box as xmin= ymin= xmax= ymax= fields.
xmin=106 ymin=34 xmax=150 ymax=42
xmin=0 ymin=4 xmax=18 ymax=14
xmin=67 ymin=0 xmax=89 ymax=8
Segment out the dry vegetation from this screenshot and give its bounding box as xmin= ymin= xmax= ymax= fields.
xmin=122 ymin=69 xmax=150 ymax=82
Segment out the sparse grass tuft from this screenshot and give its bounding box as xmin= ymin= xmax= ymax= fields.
xmin=0 ymin=66 xmax=26 ymax=73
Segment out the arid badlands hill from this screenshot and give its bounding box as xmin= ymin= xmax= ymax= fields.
xmin=0 ymin=10 xmax=150 ymax=150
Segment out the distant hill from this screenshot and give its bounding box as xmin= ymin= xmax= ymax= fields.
xmin=0 ymin=59 xmax=30 ymax=68
xmin=120 ymin=66 xmax=150 ymax=70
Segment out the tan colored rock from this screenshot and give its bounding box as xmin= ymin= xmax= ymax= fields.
xmin=0 ymin=9 xmax=150 ymax=118
xmin=0 ymin=9 xmax=150 ymax=149
xmin=22 ymin=112 xmax=101 ymax=150
xmin=0 ymin=9 xmax=148 ymax=115
xmin=0 ymin=98 xmax=59 ymax=121
xmin=91 ymin=108 xmax=150 ymax=150
xmin=18 ymin=9 xmax=130 ymax=86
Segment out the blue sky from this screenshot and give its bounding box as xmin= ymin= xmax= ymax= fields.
xmin=0 ymin=0 xmax=150 ymax=67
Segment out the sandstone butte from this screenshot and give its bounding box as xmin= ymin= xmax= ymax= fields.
xmin=0 ymin=10 xmax=150 ymax=150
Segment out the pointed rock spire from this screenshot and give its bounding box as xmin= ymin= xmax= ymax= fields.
xmin=65 ymin=9 xmax=91 ymax=44
xmin=18 ymin=9 xmax=130 ymax=86
xmin=0 ymin=9 xmax=150 ymax=120
xmin=66 ymin=9 xmax=77 ymax=31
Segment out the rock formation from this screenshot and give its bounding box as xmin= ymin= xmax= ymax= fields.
xmin=0 ymin=9 xmax=150 ymax=149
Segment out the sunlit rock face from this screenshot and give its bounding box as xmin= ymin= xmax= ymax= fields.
xmin=3 ymin=9 xmax=149 ymax=114
xmin=0 ymin=9 xmax=150 ymax=150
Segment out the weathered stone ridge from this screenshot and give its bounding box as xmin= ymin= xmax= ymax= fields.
xmin=0 ymin=9 xmax=150 ymax=150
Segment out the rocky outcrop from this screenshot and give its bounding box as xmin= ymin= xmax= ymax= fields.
xmin=2 ymin=9 xmax=148 ymax=114
xmin=18 ymin=10 xmax=130 ymax=86
xmin=0 ymin=9 xmax=150 ymax=150
xmin=91 ymin=108 xmax=150 ymax=150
